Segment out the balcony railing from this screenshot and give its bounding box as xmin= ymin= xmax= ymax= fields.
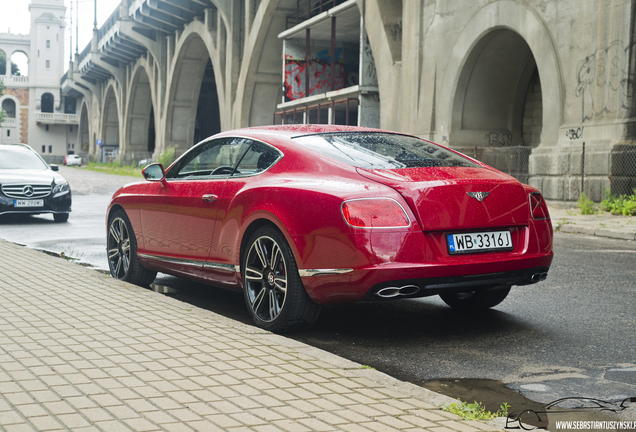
xmin=0 ymin=75 xmax=29 ymax=85
xmin=1 ymin=118 xmax=17 ymax=127
xmin=35 ymin=113 xmax=80 ymax=124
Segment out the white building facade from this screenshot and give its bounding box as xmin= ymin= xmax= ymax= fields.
xmin=0 ymin=0 xmax=79 ymax=163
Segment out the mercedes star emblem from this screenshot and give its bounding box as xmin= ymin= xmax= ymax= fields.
xmin=23 ymin=185 xmax=34 ymax=197
xmin=467 ymin=191 xmax=489 ymax=202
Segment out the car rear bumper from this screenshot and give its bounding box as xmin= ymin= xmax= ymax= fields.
xmin=363 ymin=266 xmax=549 ymax=300
xmin=300 ymin=253 xmax=553 ymax=304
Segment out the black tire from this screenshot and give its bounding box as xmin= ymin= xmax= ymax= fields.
xmin=439 ymin=285 xmax=511 ymax=311
xmin=107 ymin=209 xmax=157 ymax=286
xmin=53 ymin=213 xmax=69 ymax=223
xmin=242 ymin=226 xmax=321 ymax=332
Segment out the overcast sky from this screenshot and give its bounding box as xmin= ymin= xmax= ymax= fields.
xmin=1 ymin=0 xmax=121 ymax=74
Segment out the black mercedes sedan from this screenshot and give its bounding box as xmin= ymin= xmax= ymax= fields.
xmin=0 ymin=144 xmax=72 ymax=222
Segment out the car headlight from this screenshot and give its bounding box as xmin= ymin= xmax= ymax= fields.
xmin=52 ymin=181 xmax=70 ymax=195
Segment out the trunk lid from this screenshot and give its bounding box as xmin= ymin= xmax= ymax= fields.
xmin=357 ymin=166 xmax=529 ymax=231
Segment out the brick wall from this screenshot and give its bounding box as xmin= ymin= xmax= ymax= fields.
xmin=4 ymin=88 xmax=29 ymax=143
xmin=5 ymin=88 xmax=29 ymax=105
xmin=19 ymin=106 xmax=28 ymax=143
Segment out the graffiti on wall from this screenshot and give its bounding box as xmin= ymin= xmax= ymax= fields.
xmin=484 ymin=131 xmax=512 ymax=146
xmin=284 ymin=60 xmax=347 ymax=101
xmin=575 ymin=41 xmax=622 ymax=122
xmin=361 ymin=35 xmax=377 ymax=86
xmin=390 ymin=21 xmax=402 ymax=41
xmin=565 ymin=127 xmax=584 ymax=140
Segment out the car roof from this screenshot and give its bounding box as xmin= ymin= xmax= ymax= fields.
xmin=237 ymin=124 xmax=401 ymax=137
xmin=0 ymin=143 xmax=33 ymax=150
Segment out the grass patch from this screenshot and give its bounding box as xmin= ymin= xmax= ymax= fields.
xmin=85 ymin=161 xmax=143 ymax=177
xmin=443 ymin=400 xmax=510 ymax=421
xmin=555 ymin=218 xmax=574 ymax=231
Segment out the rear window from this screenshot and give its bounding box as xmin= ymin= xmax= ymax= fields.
xmin=292 ymin=132 xmax=480 ymax=169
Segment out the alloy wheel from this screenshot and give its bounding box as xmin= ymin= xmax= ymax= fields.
xmin=108 ymin=217 xmax=131 ymax=279
xmin=244 ymin=236 xmax=288 ymax=322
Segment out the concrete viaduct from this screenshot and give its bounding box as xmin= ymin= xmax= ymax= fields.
xmin=63 ymin=0 xmax=636 ymax=202
xmin=64 ymin=0 xmax=295 ymax=164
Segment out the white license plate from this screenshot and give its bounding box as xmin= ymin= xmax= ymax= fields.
xmin=447 ymin=230 xmax=513 ymax=254
xmin=14 ymin=199 xmax=44 ymax=208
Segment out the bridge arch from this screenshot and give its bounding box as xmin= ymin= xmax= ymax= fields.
xmin=163 ymin=27 xmax=222 ymax=159
xmin=234 ymin=0 xmax=296 ymax=128
xmin=123 ymin=64 xmax=156 ymax=164
xmin=101 ymin=83 xmax=121 ymax=161
xmin=439 ymin=1 xmax=563 ymax=148
xmin=79 ymin=102 xmax=90 ymax=157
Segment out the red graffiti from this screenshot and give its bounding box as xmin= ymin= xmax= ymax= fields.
xmin=284 ymin=60 xmax=345 ymax=101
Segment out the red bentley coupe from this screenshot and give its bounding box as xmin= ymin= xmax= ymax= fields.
xmin=107 ymin=125 xmax=553 ymax=331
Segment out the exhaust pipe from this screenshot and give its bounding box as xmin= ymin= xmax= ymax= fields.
xmin=375 ymin=285 xmax=420 ymax=298
xmin=530 ymin=272 xmax=548 ymax=283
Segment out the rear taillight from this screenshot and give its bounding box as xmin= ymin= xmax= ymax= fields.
xmin=529 ymin=192 xmax=550 ymax=220
xmin=341 ymin=198 xmax=410 ymax=228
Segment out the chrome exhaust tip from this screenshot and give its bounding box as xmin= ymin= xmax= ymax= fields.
xmin=398 ymin=285 xmax=420 ymax=296
xmin=376 ymin=287 xmax=401 ymax=298
xmin=375 ymin=285 xmax=421 ymax=298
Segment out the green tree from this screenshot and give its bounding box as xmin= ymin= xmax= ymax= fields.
xmin=0 ymin=51 xmax=20 ymax=76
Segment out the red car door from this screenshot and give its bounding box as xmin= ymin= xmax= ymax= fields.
xmin=137 ymin=179 xmax=225 ymax=264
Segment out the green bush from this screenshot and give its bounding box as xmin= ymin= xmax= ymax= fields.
xmin=577 ymin=192 xmax=596 ymax=215
xmin=601 ymin=188 xmax=636 ymax=216
xmin=158 ymin=146 xmax=176 ymax=168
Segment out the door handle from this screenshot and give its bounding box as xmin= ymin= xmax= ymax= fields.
xmin=202 ymin=194 xmax=217 ymax=203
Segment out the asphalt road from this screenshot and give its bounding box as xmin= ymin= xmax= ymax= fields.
xmin=1 ymin=166 xmax=635 ymax=416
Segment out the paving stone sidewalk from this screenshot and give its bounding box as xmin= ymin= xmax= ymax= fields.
xmin=0 ymin=239 xmax=504 ymax=432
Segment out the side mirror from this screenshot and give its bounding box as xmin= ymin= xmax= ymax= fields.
xmin=50 ymin=164 xmax=59 ymax=171
xmin=143 ymin=163 xmax=166 ymax=183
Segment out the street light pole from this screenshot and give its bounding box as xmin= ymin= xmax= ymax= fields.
xmin=69 ymin=0 xmax=73 ymax=61
xmin=76 ymin=0 xmax=79 ymax=55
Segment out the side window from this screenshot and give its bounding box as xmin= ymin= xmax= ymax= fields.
xmin=235 ymin=142 xmax=281 ymax=175
xmin=166 ymin=138 xmax=251 ymax=179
